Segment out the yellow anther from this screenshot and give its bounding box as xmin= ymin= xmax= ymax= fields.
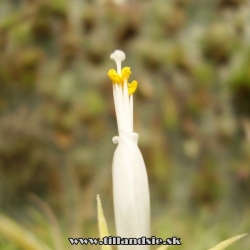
xmin=121 ymin=67 xmax=131 ymax=80
xmin=108 ymin=69 xmax=123 ymax=84
xmin=128 ymin=80 xmax=138 ymax=95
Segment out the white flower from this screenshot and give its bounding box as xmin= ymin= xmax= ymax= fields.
xmin=108 ymin=50 xmax=150 ymax=250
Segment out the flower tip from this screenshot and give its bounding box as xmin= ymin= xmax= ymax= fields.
xmin=110 ymin=50 xmax=126 ymax=62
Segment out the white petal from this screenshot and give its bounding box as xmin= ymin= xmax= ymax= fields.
xmin=112 ymin=131 xmax=150 ymax=250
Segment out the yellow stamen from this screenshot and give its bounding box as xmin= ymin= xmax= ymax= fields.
xmin=121 ymin=67 xmax=131 ymax=80
xmin=108 ymin=69 xmax=123 ymax=84
xmin=128 ymin=80 xmax=138 ymax=95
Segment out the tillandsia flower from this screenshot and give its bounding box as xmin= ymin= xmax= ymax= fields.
xmin=108 ymin=50 xmax=150 ymax=250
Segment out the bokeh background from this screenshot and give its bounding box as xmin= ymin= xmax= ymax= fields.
xmin=0 ymin=0 xmax=250 ymax=249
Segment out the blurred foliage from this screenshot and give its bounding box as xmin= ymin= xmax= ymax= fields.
xmin=0 ymin=0 xmax=250 ymax=249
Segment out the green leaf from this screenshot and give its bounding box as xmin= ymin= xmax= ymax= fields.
xmin=155 ymin=245 xmax=171 ymax=250
xmin=207 ymin=233 xmax=247 ymax=250
xmin=97 ymin=194 xmax=112 ymax=250
xmin=0 ymin=214 xmax=51 ymax=250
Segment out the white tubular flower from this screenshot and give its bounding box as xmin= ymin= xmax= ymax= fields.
xmin=108 ymin=50 xmax=150 ymax=250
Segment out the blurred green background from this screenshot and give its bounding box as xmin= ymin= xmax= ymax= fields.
xmin=0 ymin=0 xmax=250 ymax=249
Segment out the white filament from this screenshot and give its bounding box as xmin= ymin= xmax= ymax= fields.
xmin=111 ymin=50 xmax=133 ymax=135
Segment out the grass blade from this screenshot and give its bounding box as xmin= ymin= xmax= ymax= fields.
xmin=207 ymin=233 xmax=247 ymax=250
xmin=155 ymin=245 xmax=170 ymax=250
xmin=97 ymin=194 xmax=112 ymax=250
xmin=0 ymin=213 xmax=51 ymax=250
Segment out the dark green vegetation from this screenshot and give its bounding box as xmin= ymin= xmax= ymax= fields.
xmin=0 ymin=0 xmax=249 ymax=249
